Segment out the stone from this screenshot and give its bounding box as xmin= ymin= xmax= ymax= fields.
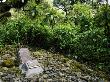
xmin=76 ymin=72 xmax=82 ymax=77
xmin=2 ymin=54 xmax=11 ymax=59
xmin=47 ymin=79 xmax=52 ymax=82
xmin=0 ymin=72 xmax=3 ymax=76
xmin=11 ymin=57 xmax=16 ymax=60
xmin=82 ymin=75 xmax=91 ymax=80
xmin=3 ymin=67 xmax=8 ymax=70
xmin=70 ymin=76 xmax=77 ymax=81
xmin=65 ymin=62 xmax=70 ymax=67
xmin=0 ymin=79 xmax=3 ymax=82
xmin=0 ymin=59 xmax=3 ymax=65
xmin=43 ymin=74 xmax=48 ymax=79
xmin=19 ymin=48 xmax=43 ymax=77
xmin=59 ymin=72 xmax=64 ymax=77
xmin=78 ymin=78 xmax=86 ymax=82
xmin=45 ymin=70 xmax=50 ymax=74
xmin=13 ymin=78 xmax=21 ymax=82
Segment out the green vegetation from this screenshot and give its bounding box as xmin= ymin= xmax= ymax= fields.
xmin=2 ymin=58 xmax=15 ymax=67
xmin=0 ymin=0 xmax=110 ymax=78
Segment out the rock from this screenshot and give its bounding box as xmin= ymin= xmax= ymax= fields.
xmin=2 ymin=54 xmax=11 ymax=59
xmin=82 ymin=75 xmax=91 ymax=80
xmin=76 ymin=72 xmax=82 ymax=77
xmin=43 ymin=74 xmax=48 ymax=79
xmin=13 ymin=78 xmax=21 ymax=82
xmin=44 ymin=67 xmax=49 ymax=70
xmin=5 ymin=74 xmax=14 ymax=78
xmin=0 ymin=72 xmax=3 ymax=76
xmin=19 ymin=48 xmax=43 ymax=77
xmin=1 ymin=73 xmax=15 ymax=82
xmin=48 ymin=67 xmax=53 ymax=70
xmin=47 ymin=79 xmax=52 ymax=82
xmin=70 ymin=76 xmax=78 ymax=81
xmin=53 ymin=73 xmax=58 ymax=77
xmin=59 ymin=72 xmax=64 ymax=77
xmin=0 ymin=79 xmax=2 ymax=82
xmin=65 ymin=62 xmax=70 ymax=67
xmin=78 ymin=78 xmax=87 ymax=82
xmin=2 ymin=67 xmax=8 ymax=70
xmin=45 ymin=70 xmax=50 ymax=74
xmin=11 ymin=57 xmax=16 ymax=60
xmin=61 ymin=68 xmax=67 ymax=72
xmin=0 ymin=59 xmax=3 ymax=65
xmin=96 ymin=79 xmax=105 ymax=82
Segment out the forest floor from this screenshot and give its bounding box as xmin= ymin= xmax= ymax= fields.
xmin=0 ymin=45 xmax=109 ymax=82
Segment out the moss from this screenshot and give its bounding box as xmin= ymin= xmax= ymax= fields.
xmin=2 ymin=58 xmax=15 ymax=67
xmin=61 ymin=58 xmax=69 ymax=63
xmin=10 ymin=67 xmax=21 ymax=76
xmin=32 ymin=52 xmax=43 ymax=58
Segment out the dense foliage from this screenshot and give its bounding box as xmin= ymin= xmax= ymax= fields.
xmin=0 ymin=0 xmax=110 ymax=74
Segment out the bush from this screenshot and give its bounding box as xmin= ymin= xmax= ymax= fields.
xmin=28 ymin=23 xmax=53 ymax=48
xmin=53 ymin=23 xmax=77 ymax=53
xmin=94 ymin=5 xmax=110 ymax=49
xmin=71 ymin=3 xmax=93 ymax=32
xmin=0 ymin=15 xmax=54 ymax=49
xmin=73 ymin=28 xmax=108 ymax=64
xmin=94 ymin=5 xmax=110 ymax=28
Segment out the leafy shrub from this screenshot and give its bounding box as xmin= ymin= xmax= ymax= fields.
xmin=73 ymin=28 xmax=108 ymax=64
xmin=53 ymin=23 xmax=77 ymax=53
xmin=0 ymin=17 xmax=28 ymax=44
xmin=94 ymin=5 xmax=110 ymax=45
xmin=73 ymin=3 xmax=93 ymax=18
xmin=28 ymin=23 xmax=53 ymax=48
xmin=0 ymin=15 xmax=53 ymax=48
xmin=0 ymin=25 xmax=6 ymax=44
xmin=94 ymin=5 xmax=110 ymax=27
xmin=71 ymin=3 xmax=93 ymax=32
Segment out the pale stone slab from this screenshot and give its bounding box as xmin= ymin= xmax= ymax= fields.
xmin=19 ymin=48 xmax=43 ymax=77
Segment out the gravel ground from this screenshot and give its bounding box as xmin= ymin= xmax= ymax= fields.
xmin=0 ymin=46 xmax=109 ymax=82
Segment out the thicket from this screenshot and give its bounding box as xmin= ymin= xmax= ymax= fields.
xmin=0 ymin=1 xmax=110 ymax=73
